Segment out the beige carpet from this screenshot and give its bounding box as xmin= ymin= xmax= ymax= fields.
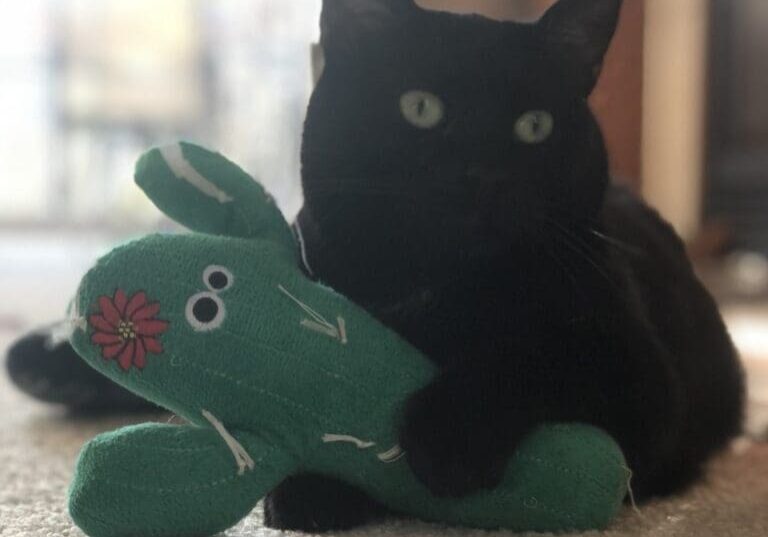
xmin=1 ymin=329 xmax=767 ymax=537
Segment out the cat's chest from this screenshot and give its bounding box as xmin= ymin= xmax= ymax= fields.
xmin=363 ymin=262 xmax=614 ymax=367
xmin=365 ymin=274 xmax=552 ymax=366
xmin=369 ymin=288 xmax=476 ymax=367
xmin=295 ymin=214 xmax=617 ymax=365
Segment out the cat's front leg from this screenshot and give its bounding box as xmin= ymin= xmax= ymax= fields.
xmin=399 ymin=366 xmax=531 ymax=498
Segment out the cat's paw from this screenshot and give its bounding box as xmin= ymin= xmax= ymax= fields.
xmin=399 ymin=379 xmax=510 ymax=498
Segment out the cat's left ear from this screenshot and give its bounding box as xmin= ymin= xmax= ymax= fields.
xmin=320 ymin=0 xmax=420 ymax=56
xmin=539 ymin=0 xmax=623 ymax=96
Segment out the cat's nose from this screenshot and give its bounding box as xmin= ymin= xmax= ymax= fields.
xmin=467 ymin=165 xmax=531 ymax=237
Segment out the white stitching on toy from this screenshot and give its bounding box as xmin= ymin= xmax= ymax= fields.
xmin=49 ymin=317 xmax=86 ymax=349
xmin=301 ymin=319 xmax=341 ymax=339
xmin=321 ymin=435 xmax=405 ymax=464
xmin=278 ymin=284 xmax=347 ymax=345
xmin=622 ymin=465 xmax=644 ymax=517
xmin=292 ymin=220 xmax=315 ymax=276
xmin=337 ymin=316 xmax=348 ymax=344
xmin=234 ymin=202 xmax=256 ymax=236
xmin=523 ymin=497 xmax=539 ymax=509
xmin=377 ymin=444 xmax=405 ymax=463
xmin=202 ymin=409 xmax=255 ymax=475
xmin=160 ymin=144 xmax=234 ymax=204
xmin=322 ymin=434 xmax=376 ymax=449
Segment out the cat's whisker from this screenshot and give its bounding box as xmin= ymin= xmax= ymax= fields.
xmin=590 ymin=229 xmax=646 ymax=256
xmin=540 ymin=247 xmax=584 ymax=299
xmin=537 ymin=216 xmax=620 ymax=292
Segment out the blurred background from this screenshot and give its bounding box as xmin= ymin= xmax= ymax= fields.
xmin=0 ymin=0 xmax=320 ymax=332
xmin=0 ymin=0 xmax=766 ymax=432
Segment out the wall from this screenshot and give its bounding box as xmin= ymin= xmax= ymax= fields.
xmin=642 ymin=0 xmax=709 ymax=240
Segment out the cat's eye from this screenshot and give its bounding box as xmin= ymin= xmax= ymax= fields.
xmin=186 ymin=292 xmax=226 ymax=332
xmin=400 ymin=91 xmax=445 ymax=130
xmin=514 ymin=111 xmax=554 ymax=144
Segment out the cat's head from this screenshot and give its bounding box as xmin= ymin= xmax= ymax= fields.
xmin=301 ymin=0 xmax=622 ymax=267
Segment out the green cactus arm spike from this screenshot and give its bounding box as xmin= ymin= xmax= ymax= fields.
xmin=69 ymin=424 xmax=299 ymax=537
xmin=135 ymin=142 xmax=295 ymax=251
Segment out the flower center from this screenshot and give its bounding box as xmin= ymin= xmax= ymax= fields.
xmin=117 ymin=321 xmax=136 ymax=341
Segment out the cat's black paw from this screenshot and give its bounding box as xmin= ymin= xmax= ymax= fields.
xmin=400 ymin=379 xmax=510 ymax=498
xmin=264 ymin=474 xmax=389 ymax=533
xmin=6 ymin=325 xmax=157 ymax=413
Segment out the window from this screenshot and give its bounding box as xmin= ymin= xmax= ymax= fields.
xmin=0 ymin=0 xmax=321 ymax=230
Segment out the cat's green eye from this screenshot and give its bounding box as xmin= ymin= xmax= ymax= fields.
xmin=515 ymin=111 xmax=554 ymax=144
xmin=400 ymin=90 xmax=445 ymax=130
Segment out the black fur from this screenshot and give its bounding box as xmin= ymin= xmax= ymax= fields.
xmin=265 ymin=0 xmax=744 ymax=531
xmin=264 ymin=475 xmax=390 ymax=531
xmin=6 ymin=328 xmax=157 ymax=412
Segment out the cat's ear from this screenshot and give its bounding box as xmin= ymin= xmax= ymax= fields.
xmin=320 ymin=0 xmax=419 ymax=56
xmin=539 ymin=0 xmax=623 ymax=95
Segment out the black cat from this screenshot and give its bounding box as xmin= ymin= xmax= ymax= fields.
xmin=264 ymin=0 xmax=744 ymax=532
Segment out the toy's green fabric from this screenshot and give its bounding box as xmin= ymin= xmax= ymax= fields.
xmin=68 ymin=142 xmax=629 ymax=537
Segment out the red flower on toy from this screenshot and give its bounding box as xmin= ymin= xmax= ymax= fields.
xmin=89 ymin=289 xmax=169 ymax=371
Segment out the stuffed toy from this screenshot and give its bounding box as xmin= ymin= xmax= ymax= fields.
xmin=67 ymin=142 xmax=629 ymax=537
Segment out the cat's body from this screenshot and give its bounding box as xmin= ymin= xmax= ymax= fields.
xmin=265 ymin=0 xmax=744 ymax=531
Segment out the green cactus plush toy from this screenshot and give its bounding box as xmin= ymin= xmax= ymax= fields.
xmin=68 ymin=142 xmax=629 ymax=537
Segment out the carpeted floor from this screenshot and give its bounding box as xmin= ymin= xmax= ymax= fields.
xmin=1 ymin=332 xmax=767 ymax=537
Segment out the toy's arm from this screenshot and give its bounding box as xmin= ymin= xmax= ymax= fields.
xmin=135 ymin=142 xmax=296 ymax=250
xmin=69 ymin=423 xmax=299 ymax=537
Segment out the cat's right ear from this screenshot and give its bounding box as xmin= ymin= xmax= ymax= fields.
xmin=539 ymin=0 xmax=623 ymax=96
xmin=320 ymin=0 xmax=419 ymax=57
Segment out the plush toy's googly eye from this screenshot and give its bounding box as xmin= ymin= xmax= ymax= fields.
xmin=400 ymin=90 xmax=445 ymax=130
xmin=203 ymin=265 xmax=233 ymax=292
xmin=515 ymin=111 xmax=554 ymax=144
xmin=185 ymin=292 xmax=226 ymax=332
